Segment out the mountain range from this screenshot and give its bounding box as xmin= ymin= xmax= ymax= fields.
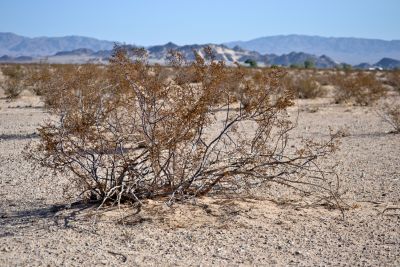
xmin=1 ymin=32 xmax=400 ymax=69
xmin=0 ymin=32 xmax=114 ymax=57
xmin=0 ymin=41 xmax=340 ymax=68
xmin=225 ymin=35 xmax=400 ymax=65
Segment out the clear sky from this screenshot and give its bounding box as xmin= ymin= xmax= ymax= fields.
xmin=1 ymin=0 xmax=399 ymax=45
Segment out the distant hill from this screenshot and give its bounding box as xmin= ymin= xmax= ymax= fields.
xmin=147 ymin=43 xmax=268 ymax=65
xmin=54 ymin=48 xmax=95 ymax=56
xmin=375 ymin=58 xmax=400 ymax=69
xmin=353 ymin=58 xmax=400 ymax=70
xmin=225 ymin=35 xmax=400 ymax=64
xmin=266 ymin=52 xmax=337 ymax=68
xmin=150 ymin=44 xmax=336 ymax=68
xmin=0 ymin=55 xmax=33 ymax=62
xmin=0 ymin=32 xmax=115 ymax=57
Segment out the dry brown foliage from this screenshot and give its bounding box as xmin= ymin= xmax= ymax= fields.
xmin=1 ymin=63 xmax=60 ymax=98
xmin=282 ymin=73 xmax=325 ymax=99
xmin=25 ymin=63 xmax=53 ymax=96
xmin=380 ymin=103 xmax=400 ymax=133
xmin=330 ymin=71 xmax=386 ymax=105
xmin=313 ymin=70 xmax=332 ymax=86
xmin=27 ymin=46 xmax=344 ymax=208
xmin=32 ymin=64 xmax=108 ymax=108
xmin=0 ymin=64 xmax=27 ymax=98
xmin=384 ymin=70 xmax=400 ymax=92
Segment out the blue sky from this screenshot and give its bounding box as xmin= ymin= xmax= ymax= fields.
xmin=1 ymin=0 xmax=399 ymax=45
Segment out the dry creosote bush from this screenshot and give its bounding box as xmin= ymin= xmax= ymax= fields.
xmin=379 ymin=103 xmax=400 ymax=134
xmin=331 ymin=71 xmax=386 ymax=106
xmin=282 ymin=73 xmax=325 ymax=99
xmin=0 ymin=64 xmax=26 ymax=98
xmin=27 ymin=46 xmax=345 ymax=210
xmin=384 ymin=70 xmax=400 ymax=92
xmin=0 ymin=63 xmax=56 ymax=98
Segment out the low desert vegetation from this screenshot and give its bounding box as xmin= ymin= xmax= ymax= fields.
xmin=1 ymin=64 xmax=27 ymax=98
xmin=25 ymin=63 xmax=54 ymax=96
xmin=313 ymin=70 xmax=332 ymax=86
xmin=330 ymin=71 xmax=386 ymax=105
xmin=384 ymin=70 xmax=400 ymax=92
xmin=380 ymin=103 xmax=400 ymax=133
xmin=244 ymin=59 xmax=258 ymax=68
xmin=25 ymin=46 xmax=345 ymax=208
xmin=304 ymin=59 xmax=315 ymax=69
xmin=0 ymin=63 xmax=58 ymax=98
xmin=282 ymin=73 xmax=325 ymax=99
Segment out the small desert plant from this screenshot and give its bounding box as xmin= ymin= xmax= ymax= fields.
xmin=384 ymin=70 xmax=400 ymax=92
xmin=332 ymin=71 xmax=386 ymax=105
xmin=27 ymin=64 xmax=108 ymax=107
xmin=1 ymin=64 xmax=26 ymax=98
xmin=304 ymin=59 xmax=315 ymax=69
xmin=244 ymin=59 xmax=258 ymax=68
xmin=283 ymin=74 xmax=325 ymax=99
xmin=27 ymin=46 xmax=344 ymax=208
xmin=341 ymin=64 xmax=352 ymax=71
xmin=25 ymin=64 xmax=53 ymax=96
xmin=313 ymin=71 xmax=331 ymax=86
xmin=380 ymin=103 xmax=400 ymax=133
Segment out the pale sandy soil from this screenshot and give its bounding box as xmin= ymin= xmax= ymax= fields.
xmin=0 ymin=86 xmax=399 ymax=266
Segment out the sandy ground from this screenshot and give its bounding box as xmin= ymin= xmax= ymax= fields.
xmin=0 ymin=86 xmax=399 ymax=266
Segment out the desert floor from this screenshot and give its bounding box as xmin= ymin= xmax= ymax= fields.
xmin=0 ymin=87 xmax=399 ymax=266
